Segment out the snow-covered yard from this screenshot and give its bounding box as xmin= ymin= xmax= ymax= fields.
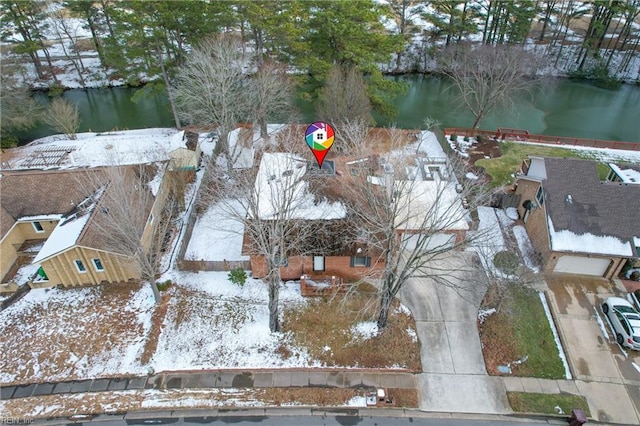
xmin=184 ymin=200 xmax=249 ymax=261
xmin=1 ymin=268 xmax=420 ymax=387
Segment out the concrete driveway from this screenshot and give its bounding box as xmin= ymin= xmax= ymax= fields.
xmin=398 ymin=253 xmax=510 ymax=414
xmin=545 ymin=275 xmax=640 ymax=424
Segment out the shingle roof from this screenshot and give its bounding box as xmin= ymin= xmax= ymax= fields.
xmin=542 ymin=158 xmax=640 ymax=251
xmin=0 ymin=169 xmax=101 ymax=238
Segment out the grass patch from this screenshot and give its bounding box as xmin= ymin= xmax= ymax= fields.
xmin=475 ymin=141 xmax=609 ymax=188
xmin=283 ymin=283 xmax=421 ymax=371
xmin=508 ymin=392 xmax=590 ymax=416
xmin=479 ymin=283 xmax=565 ymax=379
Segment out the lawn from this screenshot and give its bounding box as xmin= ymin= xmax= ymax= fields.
xmin=478 ymin=283 xmax=566 ymax=379
xmin=508 ymin=392 xmax=590 ymax=417
xmin=1 ymin=273 xmax=420 ymax=387
xmin=283 ymin=283 xmax=422 ymax=371
xmin=475 ymin=141 xmax=611 ymax=187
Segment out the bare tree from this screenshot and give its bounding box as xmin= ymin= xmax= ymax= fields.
xmin=210 ymin=149 xmax=344 ymax=332
xmin=341 ymin=127 xmax=493 ymax=328
xmin=50 ymin=4 xmax=86 ymax=87
xmin=250 ymin=60 xmax=295 ymax=141
xmin=84 ymin=164 xmax=179 ymax=304
xmin=43 ymin=98 xmax=81 ymax=139
xmin=174 ymin=34 xmax=251 ymax=165
xmin=438 ymin=44 xmax=546 ymax=129
xmin=317 ymin=65 xmax=373 ymax=135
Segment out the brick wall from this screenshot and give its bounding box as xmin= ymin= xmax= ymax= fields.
xmin=250 ymin=255 xmax=384 ymax=282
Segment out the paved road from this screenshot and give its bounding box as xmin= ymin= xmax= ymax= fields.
xmin=31 ymin=412 xmax=572 ymax=426
xmin=398 ymin=252 xmax=510 ymax=414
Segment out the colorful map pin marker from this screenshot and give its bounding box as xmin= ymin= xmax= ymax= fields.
xmin=305 ymin=121 xmax=335 ymax=168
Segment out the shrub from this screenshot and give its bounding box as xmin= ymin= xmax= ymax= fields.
xmin=156 ymin=280 xmax=172 ymax=291
xmin=476 ymin=134 xmax=484 ymax=143
xmin=493 ymin=251 xmax=520 ymax=275
xmin=463 ymin=136 xmax=470 ymax=142
xmin=228 ymin=267 xmax=247 ymax=287
xmin=631 ymin=271 xmax=640 ymax=281
xmin=449 ymin=134 xmax=458 ymax=142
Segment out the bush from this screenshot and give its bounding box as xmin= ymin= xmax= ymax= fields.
xmin=156 ymin=280 xmax=172 ymax=291
xmin=449 ymin=134 xmax=458 ymax=142
xmin=476 ymin=134 xmax=484 ymax=143
xmin=463 ymin=136 xmax=470 ymax=142
xmin=228 ymin=267 xmax=247 ymax=287
xmin=568 ymin=63 xmax=622 ymax=90
xmin=493 ymin=251 xmax=520 ymax=275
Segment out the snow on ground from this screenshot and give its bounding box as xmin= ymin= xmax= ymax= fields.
xmin=0 ymin=284 xmax=155 ymax=384
xmin=151 ymin=270 xmax=314 ymax=371
xmin=512 ymin=225 xmax=540 ymax=273
xmin=471 ymin=207 xmax=512 ymax=278
xmin=185 ymin=199 xmax=249 ymax=261
xmin=11 ymin=262 xmax=41 ymax=286
xmin=351 ymin=321 xmax=379 ymax=341
xmin=538 ymin=292 xmax=572 ymax=380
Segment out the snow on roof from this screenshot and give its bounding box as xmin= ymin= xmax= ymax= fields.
xmin=547 ymin=216 xmax=633 ymax=257
xmin=228 ymin=125 xmax=286 ymax=169
xmin=33 ymin=189 xmax=103 ymax=263
xmin=17 ymin=214 xmax=63 ymax=222
xmin=609 ymin=163 xmax=640 ymax=184
xmin=395 ymin=180 xmax=469 ymax=231
xmin=4 ymin=129 xmax=187 ymax=170
xmin=252 ymin=153 xmax=345 ymax=221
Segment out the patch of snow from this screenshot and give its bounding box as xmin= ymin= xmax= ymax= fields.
xmin=548 ymin=217 xmax=633 ymax=257
xmin=185 ymin=199 xmax=249 ymax=261
xmin=351 ymin=321 xmax=379 ymax=341
xmin=16 ymin=214 xmax=63 ymax=222
xmin=596 ymin=306 xmax=611 ymax=343
xmin=633 ymin=362 xmax=640 ymax=374
xmin=394 ymin=303 xmax=412 ymax=316
xmin=505 ymin=207 xmax=519 ymax=220
xmin=512 ymin=226 xmax=540 ymax=273
xmin=345 ymin=396 xmax=368 ymax=407
xmin=539 ymin=292 xmax=572 ymax=380
xmin=465 ymin=172 xmax=479 ymax=180
xmin=147 ymin=165 xmax=164 ymax=197
xmin=11 ymin=263 xmax=41 ymax=285
xmin=478 ymin=308 xmax=496 ymax=324
xmin=406 ymin=328 xmax=417 ymax=343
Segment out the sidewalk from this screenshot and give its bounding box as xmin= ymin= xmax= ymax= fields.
xmin=0 ymin=368 xmax=416 ymax=400
xmin=503 ymin=376 xmax=639 ymax=425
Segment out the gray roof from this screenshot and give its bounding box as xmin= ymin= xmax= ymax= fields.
xmin=542 ymin=158 xmax=640 ymax=250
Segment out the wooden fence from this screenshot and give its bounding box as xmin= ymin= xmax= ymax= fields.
xmin=177 ymin=259 xmax=251 ymax=272
xmin=443 ymin=127 xmax=640 ymax=152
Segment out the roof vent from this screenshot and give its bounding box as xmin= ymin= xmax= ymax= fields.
xmin=566 ymin=194 xmax=573 ymax=204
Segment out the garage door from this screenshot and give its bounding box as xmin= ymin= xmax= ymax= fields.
xmin=554 ymin=256 xmax=610 ymax=276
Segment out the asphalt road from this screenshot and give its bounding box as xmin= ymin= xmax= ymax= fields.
xmin=33 ymin=415 xmax=569 ymax=426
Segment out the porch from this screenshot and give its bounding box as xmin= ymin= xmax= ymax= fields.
xmin=299 ymin=274 xmax=348 ymax=297
xmin=1 ymin=239 xmax=50 ymax=294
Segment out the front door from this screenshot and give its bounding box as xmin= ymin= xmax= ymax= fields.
xmin=313 ymin=256 xmax=325 ymax=272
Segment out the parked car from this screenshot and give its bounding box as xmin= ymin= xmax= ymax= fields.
xmin=602 ymin=297 xmax=640 ymax=350
xmin=630 ymin=290 xmax=640 ymax=311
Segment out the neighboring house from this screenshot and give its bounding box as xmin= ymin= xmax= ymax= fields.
xmin=515 ymin=157 xmax=640 ymax=278
xmin=0 ymin=128 xmax=192 ymax=292
xmin=0 ymin=165 xmax=171 ymax=292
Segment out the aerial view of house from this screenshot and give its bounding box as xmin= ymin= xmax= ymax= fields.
xmin=1 ymin=1 xmax=640 ymax=424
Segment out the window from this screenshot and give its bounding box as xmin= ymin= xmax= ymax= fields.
xmin=32 ymin=221 xmax=45 ymax=233
xmin=92 ymin=258 xmax=104 ymax=272
xmin=313 ymin=256 xmax=325 ymax=272
xmin=74 ymin=260 xmax=87 ymax=273
xmin=351 ymin=256 xmax=371 ymax=267
xmin=535 ymin=186 xmax=544 ymax=206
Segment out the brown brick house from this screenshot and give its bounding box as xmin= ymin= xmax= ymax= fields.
xmin=514 ymin=157 xmax=640 ymax=278
xmin=243 ymin=149 xmax=469 ymax=282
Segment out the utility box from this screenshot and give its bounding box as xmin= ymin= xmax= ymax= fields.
xmin=569 ymin=408 xmax=587 ymax=426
